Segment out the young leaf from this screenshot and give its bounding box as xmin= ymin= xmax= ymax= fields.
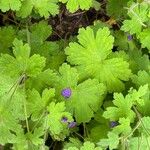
xmin=55 ymin=63 xmax=106 ymax=123
xmin=112 ymin=117 xmax=131 ymax=135
xmin=121 ymin=2 xmax=149 ymax=34
xmin=103 ymin=85 xmax=148 ymax=122
xmin=47 ymin=101 xmax=73 ymax=140
xmin=103 ymin=92 xmax=135 ymax=122
xmin=65 ymin=27 xmax=131 ymax=92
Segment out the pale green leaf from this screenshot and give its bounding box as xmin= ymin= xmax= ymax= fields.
xmin=65 ymin=27 xmax=131 ymax=92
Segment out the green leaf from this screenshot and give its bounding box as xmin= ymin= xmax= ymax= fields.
xmin=47 ymin=101 xmax=73 ymax=140
xmin=65 ymin=27 xmax=131 ymax=92
xmin=26 ymin=69 xmax=58 ymax=92
xmin=17 ymin=0 xmax=59 ymax=18
xmin=55 ymin=63 xmax=106 ymax=123
xmin=17 ymin=21 xmax=61 ymax=68
xmin=0 ymin=75 xmax=26 ymax=120
xmin=90 ymin=125 xmax=109 ymax=142
xmin=121 ymin=2 xmax=149 ymax=34
xmin=0 ymin=75 xmax=25 ymax=145
xmin=103 ymin=92 xmax=135 ymax=122
xmin=0 ymin=26 xmax=16 ymax=54
xmin=132 ymin=70 xmax=150 ymax=88
xmin=60 ymin=0 xmax=92 ymax=13
xmin=26 ymin=127 xmax=44 ymax=146
xmin=97 ymin=132 xmax=119 ymax=150
xmin=132 ymin=72 xmax=150 ymax=115
xmin=17 ymin=21 xmax=52 ymax=53
xmin=0 ymin=39 xmax=46 ymax=78
xmin=138 ymin=117 xmax=150 ymax=137
xmin=128 ymin=135 xmax=150 ymax=150
xmin=112 ymin=117 xmax=131 ymax=135
xmin=106 ymin=0 xmax=128 ymax=19
xmin=64 ymin=138 xmax=82 ymax=149
xmin=128 ymin=49 xmax=150 ymax=74
xmin=138 ymin=28 xmax=150 ymax=50
xmin=114 ymin=30 xmax=136 ymax=51
xmin=80 ymin=141 xmax=102 ymax=150
xmin=16 ymin=0 xmax=33 ymax=18
xmin=27 ymin=88 xmax=55 ymax=120
xmin=103 ymin=85 xmax=148 ymax=122
xmin=0 ymin=109 xmax=21 ymax=145
xmin=0 ymin=0 xmax=22 ymax=12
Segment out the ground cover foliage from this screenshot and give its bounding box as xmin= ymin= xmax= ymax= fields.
xmin=0 ymin=0 xmax=150 ymax=149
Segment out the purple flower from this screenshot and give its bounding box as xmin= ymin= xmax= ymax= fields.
xmin=127 ymin=34 xmax=132 ymax=41
xmin=61 ymin=88 xmax=72 ymax=98
xmin=61 ymin=117 xmax=68 ymax=123
xmin=68 ymin=121 xmax=76 ymax=128
xmin=110 ymin=121 xmax=118 ymax=128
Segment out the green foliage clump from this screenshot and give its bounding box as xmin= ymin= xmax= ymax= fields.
xmin=1 ymin=0 xmax=150 ymax=150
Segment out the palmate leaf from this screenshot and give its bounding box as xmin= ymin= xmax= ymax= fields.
xmin=56 ymin=64 xmax=105 ymax=123
xmin=65 ymin=27 xmax=131 ymax=92
xmin=17 ymin=21 xmax=61 ymax=68
xmin=121 ymin=2 xmax=150 ymax=34
xmin=47 ymin=101 xmax=73 ymax=140
xmin=0 ymin=0 xmax=22 ymax=12
xmin=132 ymin=71 xmax=150 ymax=115
xmin=17 ymin=21 xmax=53 ymax=53
xmin=16 ymin=0 xmax=59 ymax=18
xmin=112 ymin=118 xmax=131 ymax=135
xmin=97 ymin=132 xmax=119 ymax=150
xmin=103 ymin=85 xmax=148 ymax=122
xmin=138 ymin=28 xmax=150 ymax=51
xmin=55 ymin=63 xmax=106 ymax=123
xmin=0 ymin=39 xmax=46 ymax=78
xmin=59 ymin=0 xmax=92 ymax=13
